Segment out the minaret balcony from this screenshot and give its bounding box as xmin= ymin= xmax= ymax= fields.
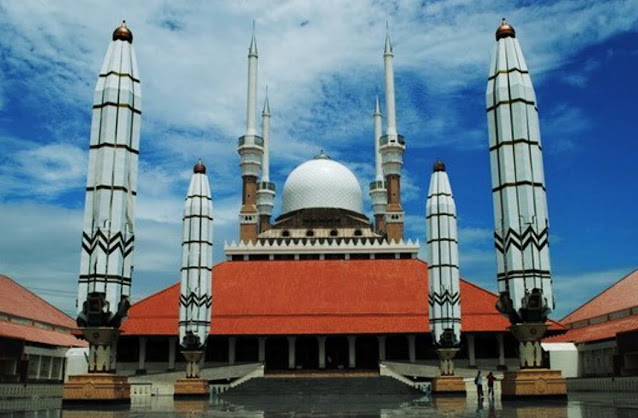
xmin=258 ymin=181 xmax=276 ymax=191
xmin=238 ymin=134 xmax=264 ymax=148
xmin=379 ymin=134 xmax=405 ymax=147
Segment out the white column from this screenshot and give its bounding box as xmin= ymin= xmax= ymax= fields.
xmin=408 ymin=335 xmax=416 ymax=363
xmin=138 ymin=337 xmax=147 ymax=372
xmin=497 ymin=333 xmax=506 ymax=368
xmin=378 ymin=336 xmax=386 ymax=361
xmin=168 ymin=337 xmax=177 ymax=371
xmin=258 ymin=337 xmax=266 ymax=363
xmin=228 ymin=337 xmax=236 ymax=365
xmin=467 ymin=334 xmax=476 ymax=367
xmin=318 ymin=336 xmax=326 ymax=369
xmin=288 ymin=336 xmax=296 ymax=369
xmin=35 ymin=355 xmax=42 ymax=380
xmin=348 ymin=336 xmax=356 ymax=368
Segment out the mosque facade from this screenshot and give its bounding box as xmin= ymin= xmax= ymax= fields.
xmin=110 ymin=21 xmax=567 ymax=377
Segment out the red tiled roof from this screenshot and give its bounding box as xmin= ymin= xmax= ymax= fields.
xmin=0 ymin=321 xmax=86 ymax=347
xmin=122 ymin=259 xmax=564 ymax=336
xmin=545 ymin=314 xmax=638 ymax=344
xmin=0 ymin=275 xmax=76 ymax=329
xmin=561 ymin=269 xmax=638 ymax=325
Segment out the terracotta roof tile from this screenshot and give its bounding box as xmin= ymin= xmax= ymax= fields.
xmin=545 ymin=314 xmax=638 ymax=344
xmin=0 ymin=321 xmax=86 ymax=347
xmin=561 ymin=269 xmax=638 ymax=325
xmin=121 ymin=259 xmax=564 ymax=336
xmin=0 ymin=275 xmax=76 ymax=329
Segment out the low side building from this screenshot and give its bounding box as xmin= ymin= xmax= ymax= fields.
xmin=0 ymin=275 xmax=85 ymax=384
xmin=546 ymin=269 xmax=638 ymax=377
xmin=118 ymin=259 xmax=565 ymax=375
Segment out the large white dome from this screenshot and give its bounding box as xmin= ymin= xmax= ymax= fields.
xmin=282 ymin=154 xmax=363 ymax=214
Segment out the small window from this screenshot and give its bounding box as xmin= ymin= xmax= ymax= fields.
xmin=330 ymin=229 xmax=338 ymax=237
xmin=306 ymin=230 xmax=315 ymax=237
xmin=354 ymin=229 xmax=363 ymax=236
xmin=282 ymin=230 xmax=290 ymax=237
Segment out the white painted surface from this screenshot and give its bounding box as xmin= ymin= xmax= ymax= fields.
xmin=282 ymin=157 xmax=363 ymax=214
xmin=486 ymin=31 xmax=553 ymax=316
xmin=426 ymin=167 xmax=462 ymax=346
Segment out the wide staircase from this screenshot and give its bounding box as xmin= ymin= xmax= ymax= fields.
xmin=221 ymin=375 xmax=420 ymax=397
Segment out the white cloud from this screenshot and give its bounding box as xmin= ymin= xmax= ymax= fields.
xmin=1 ymin=1 xmax=637 ymax=318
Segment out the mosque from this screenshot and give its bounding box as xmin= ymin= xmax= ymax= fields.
xmin=107 ymin=22 xmax=567 ymax=377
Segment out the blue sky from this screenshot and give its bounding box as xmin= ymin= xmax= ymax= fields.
xmin=0 ymin=1 xmax=636 ymax=320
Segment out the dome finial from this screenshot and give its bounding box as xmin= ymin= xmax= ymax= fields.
xmin=495 ymin=18 xmax=516 ymax=41
xmin=112 ymin=20 xmax=133 ymax=43
xmin=433 ymin=159 xmax=446 ymax=172
xmin=314 ymin=149 xmax=330 ymax=160
xmin=194 ymin=159 xmax=206 ymax=174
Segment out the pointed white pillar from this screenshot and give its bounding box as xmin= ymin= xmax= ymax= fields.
xmin=178 ymin=160 xmax=213 ymax=367
xmin=246 ymin=24 xmax=258 ymax=136
xmin=426 ymin=160 xmax=462 ymax=349
xmin=76 ymin=21 xmax=141 ymax=373
xmin=238 ymin=25 xmax=264 ymax=243
xmin=369 ymin=95 xmax=387 ymax=233
xmin=379 ymin=26 xmax=405 ymax=242
xmin=486 ymin=19 xmax=553 ymax=321
xmin=256 ymin=90 xmax=275 ymax=232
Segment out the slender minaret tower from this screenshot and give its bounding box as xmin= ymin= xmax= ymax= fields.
xmin=256 ymin=88 xmax=275 ymax=232
xmin=175 ymin=160 xmax=213 ymax=397
xmin=379 ymin=26 xmax=405 ymax=242
xmin=237 ymin=23 xmax=263 ymax=243
xmin=369 ymin=94 xmax=387 ymax=234
xmin=487 ymin=19 xmax=554 ymax=370
xmin=65 ymin=21 xmax=140 ymax=404
xmin=426 ymin=161 xmax=464 ymax=394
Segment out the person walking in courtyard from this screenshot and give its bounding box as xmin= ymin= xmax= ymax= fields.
xmin=475 ymin=370 xmax=484 ymax=399
xmin=487 ymin=371 xmax=497 ymax=399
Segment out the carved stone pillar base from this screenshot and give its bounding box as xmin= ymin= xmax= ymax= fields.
xmin=174 ymin=378 xmax=209 ymax=398
xmin=431 ymin=375 xmax=466 ymax=395
xmin=501 ymin=369 xmax=567 ymax=400
xmin=62 ymin=373 xmax=130 ymax=405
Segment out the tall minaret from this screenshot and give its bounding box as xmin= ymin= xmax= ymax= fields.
xmin=486 ymin=19 xmax=554 ymax=369
xmin=369 ymin=94 xmax=387 ymax=234
xmin=379 ymin=26 xmax=405 ymax=242
xmin=256 ymin=88 xmax=275 ymax=232
xmin=175 ymin=160 xmax=213 ymax=397
xmin=237 ymin=23 xmax=263 ymax=243
xmin=66 ymin=21 xmax=141 ymax=403
xmin=426 ymin=160 xmax=463 ymax=387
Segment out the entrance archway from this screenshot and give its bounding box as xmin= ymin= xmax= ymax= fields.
xmin=296 ymin=337 xmax=319 ymax=369
xmin=265 ymin=337 xmax=288 ymax=371
xmin=355 ymin=336 xmax=379 ymax=369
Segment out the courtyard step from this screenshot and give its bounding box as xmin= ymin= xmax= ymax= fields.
xmin=221 ymin=376 xmax=421 ymax=397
